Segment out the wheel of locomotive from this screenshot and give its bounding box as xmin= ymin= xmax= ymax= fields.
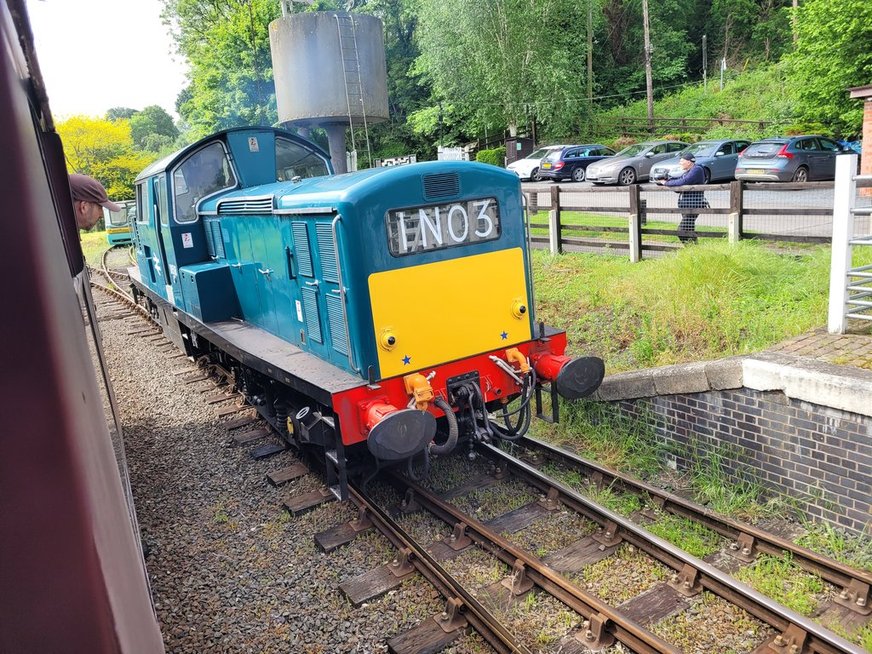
xmin=571 ymin=167 xmax=586 ymax=182
xmin=618 ymin=167 xmax=636 ymax=185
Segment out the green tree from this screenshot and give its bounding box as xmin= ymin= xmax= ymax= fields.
xmin=129 ymin=105 xmax=180 ymax=151
xmin=106 ymin=106 xmax=138 ymax=121
xmin=786 ymin=0 xmax=872 ymax=133
xmin=57 ymin=116 xmax=153 ymax=200
xmin=161 ymin=0 xmax=280 ymax=137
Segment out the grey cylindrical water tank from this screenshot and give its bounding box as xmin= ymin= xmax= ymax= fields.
xmin=269 ymin=12 xmax=389 ymax=128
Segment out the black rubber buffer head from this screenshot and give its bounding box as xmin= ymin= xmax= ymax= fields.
xmin=367 ymin=409 xmax=437 ymax=461
xmin=555 ymin=356 xmax=605 ymax=400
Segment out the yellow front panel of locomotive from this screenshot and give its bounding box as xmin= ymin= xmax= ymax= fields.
xmin=369 ymin=248 xmax=532 ymax=378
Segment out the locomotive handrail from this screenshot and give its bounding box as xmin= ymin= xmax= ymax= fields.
xmin=521 ymin=192 xmax=537 ymax=325
xmin=332 ymin=214 xmax=360 ymax=373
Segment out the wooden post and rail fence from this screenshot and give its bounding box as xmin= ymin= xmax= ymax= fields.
xmin=526 ymin=181 xmax=836 ymax=262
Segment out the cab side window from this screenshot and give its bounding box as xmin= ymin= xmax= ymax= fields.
xmin=276 ymin=138 xmax=330 ymax=181
xmin=172 ymin=142 xmax=237 ymax=224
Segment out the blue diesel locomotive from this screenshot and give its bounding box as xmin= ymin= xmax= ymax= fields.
xmin=129 ymin=126 xmax=603 ymax=499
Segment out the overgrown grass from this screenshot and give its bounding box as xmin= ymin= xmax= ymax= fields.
xmin=735 ymin=553 xmax=824 ymax=616
xmin=593 ymin=64 xmax=804 ymax=145
xmin=795 ymin=522 xmax=872 ymax=573
xmin=532 ymin=240 xmax=872 ymax=373
xmin=646 ymin=514 xmax=722 ymax=558
xmin=79 ymin=229 xmax=107 ymax=265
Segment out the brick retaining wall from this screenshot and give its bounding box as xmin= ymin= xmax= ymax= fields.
xmin=615 ymin=388 xmax=871 ymax=535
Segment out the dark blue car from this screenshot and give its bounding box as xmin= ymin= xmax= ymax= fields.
xmin=539 ymin=144 xmax=615 ymax=182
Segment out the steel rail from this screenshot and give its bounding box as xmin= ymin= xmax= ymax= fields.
xmin=517 ymin=434 xmax=872 ymax=603
xmin=481 ymin=442 xmax=865 ymax=654
xmin=348 ymin=482 xmax=531 ymax=654
xmin=385 ymin=472 xmax=680 ymax=654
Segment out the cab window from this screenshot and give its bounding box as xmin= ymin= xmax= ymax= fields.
xmin=135 ymin=183 xmax=148 ymax=224
xmin=172 ymin=142 xmax=236 ymax=224
xmin=276 ymin=138 xmax=330 ymax=181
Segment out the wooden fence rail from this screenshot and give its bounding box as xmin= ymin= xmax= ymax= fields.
xmin=525 ymin=181 xmax=835 ymax=262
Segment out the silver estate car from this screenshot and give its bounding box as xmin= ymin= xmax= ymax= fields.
xmin=586 ymin=140 xmax=688 ymax=185
xmin=734 ymin=135 xmax=845 ymax=182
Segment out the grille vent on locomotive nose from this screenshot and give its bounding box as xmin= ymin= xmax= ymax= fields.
xmin=216 ymin=197 xmax=274 ymax=214
xmin=422 ymin=172 xmax=460 ymax=199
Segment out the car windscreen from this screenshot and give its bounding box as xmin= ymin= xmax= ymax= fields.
xmin=743 ymin=141 xmax=786 ymax=158
xmin=614 ymin=143 xmax=647 ymax=157
xmin=683 ymin=143 xmax=717 ymax=157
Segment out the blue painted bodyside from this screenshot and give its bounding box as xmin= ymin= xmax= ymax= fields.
xmin=132 ymin=129 xmax=530 ymax=383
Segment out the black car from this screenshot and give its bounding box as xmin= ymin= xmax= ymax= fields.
xmin=539 ymin=144 xmax=616 ymax=182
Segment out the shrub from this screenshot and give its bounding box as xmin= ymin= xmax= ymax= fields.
xmin=476 ymin=146 xmax=506 ymax=167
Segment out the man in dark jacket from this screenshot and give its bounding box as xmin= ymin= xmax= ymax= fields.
xmin=656 ymin=152 xmax=708 ymax=243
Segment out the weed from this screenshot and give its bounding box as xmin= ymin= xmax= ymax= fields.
xmin=735 ymin=553 xmax=824 ymax=616
xmin=795 ymin=522 xmax=872 ymax=573
xmin=646 ymin=513 xmax=722 ymax=558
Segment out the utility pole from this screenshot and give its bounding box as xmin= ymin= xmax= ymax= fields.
xmin=642 ymin=0 xmax=654 ymax=131
xmin=792 ymin=0 xmax=799 ymax=44
xmin=702 ymin=34 xmax=707 ymax=92
xmin=587 ymin=0 xmax=593 ymax=105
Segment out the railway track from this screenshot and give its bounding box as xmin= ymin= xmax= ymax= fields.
xmin=92 ymin=245 xmax=869 ymax=653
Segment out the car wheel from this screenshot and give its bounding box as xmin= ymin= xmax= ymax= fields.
xmin=792 ymin=166 xmax=808 ymax=183
xmin=618 ymin=167 xmax=636 ymax=185
xmin=571 ymin=167 xmax=586 ymax=182
xmin=702 ymin=167 xmax=711 ymax=184
xmin=531 ymin=167 xmax=542 ymax=182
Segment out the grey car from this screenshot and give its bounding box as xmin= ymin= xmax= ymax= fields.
xmin=586 ymin=140 xmax=688 ymax=185
xmin=734 ymin=135 xmax=844 ymax=182
xmin=650 ymin=139 xmax=751 ymax=183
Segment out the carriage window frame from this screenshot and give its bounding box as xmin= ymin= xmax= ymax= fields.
xmin=155 ymin=176 xmax=169 ymax=226
xmin=171 ymin=141 xmax=237 ymax=225
xmin=135 ymin=182 xmax=149 ymax=224
xmin=275 ymin=137 xmax=330 ymax=181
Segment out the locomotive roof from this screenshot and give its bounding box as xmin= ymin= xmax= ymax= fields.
xmin=198 ymin=161 xmax=518 ymax=215
xmin=134 ymin=126 xmax=330 ymax=183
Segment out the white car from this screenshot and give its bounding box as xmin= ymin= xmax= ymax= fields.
xmin=506 ymin=145 xmax=567 ymax=182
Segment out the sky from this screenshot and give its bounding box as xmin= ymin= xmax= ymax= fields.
xmin=25 ymin=0 xmax=188 ymax=120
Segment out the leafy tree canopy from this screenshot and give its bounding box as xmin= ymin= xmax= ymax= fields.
xmin=106 ymin=106 xmax=138 ymax=121
xmin=130 ymin=105 xmax=180 ymax=151
xmin=57 ymin=116 xmax=152 ymax=200
xmin=786 ymin=0 xmax=872 ymax=133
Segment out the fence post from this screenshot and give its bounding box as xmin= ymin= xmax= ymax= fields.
xmin=728 ymin=180 xmax=744 ymax=244
xmin=527 ymin=190 xmax=538 ymax=215
xmin=548 ymin=185 xmax=562 ymax=255
xmin=628 ymin=184 xmax=642 ymax=262
xmin=827 ymin=154 xmax=858 ymax=334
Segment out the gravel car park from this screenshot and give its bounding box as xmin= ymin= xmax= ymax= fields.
xmin=586 ymin=140 xmax=688 ymax=185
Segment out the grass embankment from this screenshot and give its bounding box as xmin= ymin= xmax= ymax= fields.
xmin=595 ymin=64 xmax=800 ymax=143
xmin=79 ymin=230 xmax=107 ymax=266
xmin=532 ymin=240 xmax=872 ymax=373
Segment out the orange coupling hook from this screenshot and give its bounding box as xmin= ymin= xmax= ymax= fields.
xmin=403 ymin=372 xmax=434 ymax=411
xmin=530 ymin=353 xmax=605 ymax=400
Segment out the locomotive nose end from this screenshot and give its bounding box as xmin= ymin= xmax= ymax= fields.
xmin=555 ymin=356 xmax=605 ymax=400
xmin=367 ymin=408 xmax=437 ymax=461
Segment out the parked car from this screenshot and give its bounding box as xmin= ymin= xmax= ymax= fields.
xmin=538 ymin=144 xmax=616 ymax=182
xmin=734 ymin=135 xmax=846 ymax=182
xmin=586 ymin=140 xmax=688 ymax=185
xmin=506 ymin=145 xmax=567 ymax=181
xmin=650 ymin=139 xmax=751 ymax=183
